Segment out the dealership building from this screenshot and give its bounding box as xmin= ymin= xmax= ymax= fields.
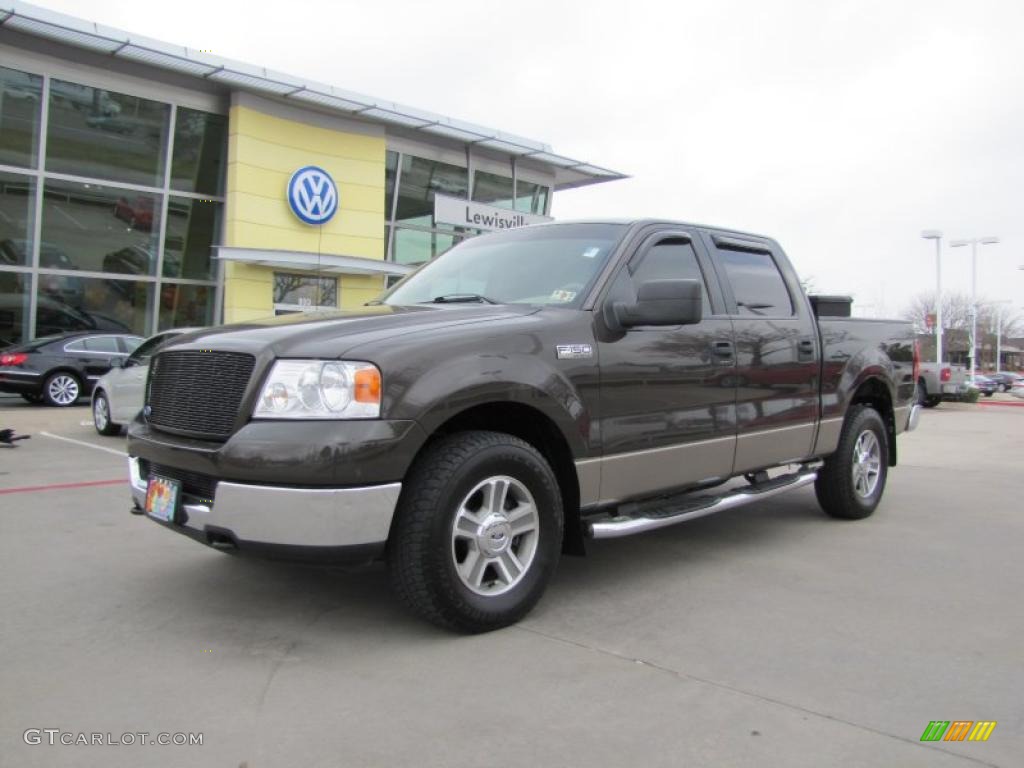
xmin=0 ymin=2 xmax=623 ymax=345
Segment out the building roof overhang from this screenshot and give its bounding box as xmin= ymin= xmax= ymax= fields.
xmin=0 ymin=2 xmax=627 ymax=190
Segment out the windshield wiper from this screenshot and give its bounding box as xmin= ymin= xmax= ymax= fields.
xmin=424 ymin=293 xmax=499 ymax=305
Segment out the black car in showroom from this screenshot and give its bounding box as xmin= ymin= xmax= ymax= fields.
xmin=0 ymin=332 xmax=143 ymax=406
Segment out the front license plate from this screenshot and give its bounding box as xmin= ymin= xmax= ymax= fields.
xmin=145 ymin=476 xmax=181 ymax=523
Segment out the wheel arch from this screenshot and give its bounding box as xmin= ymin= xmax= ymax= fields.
xmin=847 ymin=376 xmax=897 ymax=466
xmin=418 ymin=401 xmax=586 ymax=557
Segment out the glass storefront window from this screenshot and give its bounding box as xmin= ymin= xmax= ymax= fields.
xmin=164 ymin=197 xmax=219 ymax=279
xmin=514 ymin=179 xmax=549 ymax=214
xmin=0 ymin=66 xmax=42 ymax=168
xmin=170 ymin=107 xmax=227 ymax=195
xmin=0 ymin=271 xmax=31 ymax=346
xmin=273 ymin=272 xmax=337 ymax=311
xmin=395 ymin=155 xmax=468 ymax=228
xmin=46 ymin=79 xmax=170 ymax=187
xmin=472 ymin=171 xmax=514 ymax=208
xmin=384 ymin=150 xmax=398 ymax=219
xmin=392 ymin=228 xmax=459 ymax=267
xmin=40 ymin=180 xmax=161 ymax=276
xmin=0 ymin=173 xmax=35 ymax=266
xmin=159 ymin=282 xmax=214 ymax=330
xmin=35 ymin=275 xmax=153 ymax=337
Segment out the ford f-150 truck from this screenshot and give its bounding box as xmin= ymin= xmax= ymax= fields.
xmin=127 ymin=220 xmax=920 ymax=633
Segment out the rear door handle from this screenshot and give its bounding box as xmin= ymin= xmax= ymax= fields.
xmin=798 ymin=339 xmax=815 ymax=360
xmin=712 ymin=340 xmax=734 ymax=362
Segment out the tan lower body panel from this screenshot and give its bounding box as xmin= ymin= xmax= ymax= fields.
xmin=733 ymin=422 xmax=817 ymax=476
xmin=577 ymin=435 xmax=736 ymax=506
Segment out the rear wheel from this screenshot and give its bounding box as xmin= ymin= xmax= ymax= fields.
xmin=43 ymin=372 xmax=81 ymax=407
xmin=388 ymin=430 xmax=563 ymax=633
xmin=92 ymin=391 xmax=120 ymax=435
xmin=922 ymin=395 xmax=941 ymax=408
xmin=815 ymin=405 xmax=889 ymax=520
xmin=915 ymin=378 xmax=927 ymax=406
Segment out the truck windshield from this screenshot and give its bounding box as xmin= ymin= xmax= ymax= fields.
xmin=381 ymin=223 xmax=627 ymax=308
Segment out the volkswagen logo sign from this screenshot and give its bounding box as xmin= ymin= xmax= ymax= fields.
xmin=287 ymin=165 xmax=339 ymax=225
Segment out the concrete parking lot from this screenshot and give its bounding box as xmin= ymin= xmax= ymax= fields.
xmin=1 ymin=396 xmax=1021 ymax=767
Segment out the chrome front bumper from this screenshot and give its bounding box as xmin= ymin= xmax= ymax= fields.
xmin=129 ymin=457 xmax=401 ymax=549
xmin=905 ymin=404 xmax=921 ymax=432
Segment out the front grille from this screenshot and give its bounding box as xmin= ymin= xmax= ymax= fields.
xmin=147 ymin=350 xmax=255 ymax=440
xmin=140 ymin=460 xmax=219 ymax=503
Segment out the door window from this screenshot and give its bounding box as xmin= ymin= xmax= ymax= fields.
xmin=607 ymin=237 xmax=711 ymax=312
xmin=715 ymin=247 xmax=793 ymax=316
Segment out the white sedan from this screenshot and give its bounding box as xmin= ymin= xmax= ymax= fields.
xmin=91 ymin=328 xmax=201 ymax=435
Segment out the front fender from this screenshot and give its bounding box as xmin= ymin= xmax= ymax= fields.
xmin=391 ymin=352 xmax=593 ymax=457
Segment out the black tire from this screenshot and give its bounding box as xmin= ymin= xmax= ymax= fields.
xmin=815 ymin=405 xmax=889 ymax=520
xmin=92 ymin=390 xmax=120 ymax=435
xmin=984 ymin=392 xmax=993 ymax=398
xmin=923 ymin=396 xmax=941 ymax=408
xmin=388 ymin=430 xmax=563 ymax=633
xmin=915 ymin=378 xmax=927 ymax=406
xmin=42 ymin=371 xmax=82 ymax=407
xmin=20 ymin=393 xmax=43 ymax=404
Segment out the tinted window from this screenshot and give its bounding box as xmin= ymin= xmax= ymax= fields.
xmin=472 ymin=171 xmax=514 ymax=209
xmin=84 ymin=336 xmax=120 ymax=353
xmin=394 ymin=155 xmax=468 ymax=228
xmin=0 ymin=66 xmax=42 ymax=168
xmin=64 ymin=339 xmax=87 ymax=353
xmin=716 ymin=247 xmax=793 ymax=316
xmin=630 ymin=239 xmax=710 ymax=310
xmin=170 ymin=108 xmax=226 ymax=195
xmin=46 ymin=79 xmax=169 ymax=187
xmin=0 ymin=173 xmax=35 ymax=266
xmin=41 ymin=180 xmax=161 ymax=275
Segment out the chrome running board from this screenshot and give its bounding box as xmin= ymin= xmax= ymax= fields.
xmin=587 ymin=469 xmax=818 ymax=539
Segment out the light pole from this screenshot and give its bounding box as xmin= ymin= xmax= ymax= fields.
xmin=921 ymin=230 xmax=943 ymax=363
xmin=950 ymin=236 xmax=999 ymax=381
xmin=991 ymin=300 xmax=1012 ymax=373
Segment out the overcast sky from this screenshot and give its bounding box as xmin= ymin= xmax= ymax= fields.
xmin=31 ymin=0 xmax=1024 ymax=321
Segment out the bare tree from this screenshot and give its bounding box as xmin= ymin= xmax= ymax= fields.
xmin=902 ymin=291 xmax=1023 ymax=367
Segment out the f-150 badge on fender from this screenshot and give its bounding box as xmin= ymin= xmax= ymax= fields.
xmin=556 ymin=344 xmax=593 ymax=360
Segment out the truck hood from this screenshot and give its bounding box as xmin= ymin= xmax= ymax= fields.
xmin=168 ymin=304 xmax=543 ymax=358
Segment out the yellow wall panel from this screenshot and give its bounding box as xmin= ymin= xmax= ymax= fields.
xmin=229 ymin=106 xmax=384 ymax=162
xmin=223 ymin=102 xmax=388 ymax=324
xmin=233 ymin=135 xmax=383 ymax=188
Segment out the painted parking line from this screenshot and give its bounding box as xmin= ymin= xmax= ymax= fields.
xmin=39 ymin=431 xmax=127 ymax=457
xmin=0 ymin=478 xmax=126 ymax=495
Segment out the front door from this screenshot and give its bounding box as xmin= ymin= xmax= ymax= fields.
xmin=595 ymin=229 xmax=737 ymax=504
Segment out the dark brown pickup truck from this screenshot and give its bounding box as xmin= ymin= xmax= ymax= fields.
xmin=127 ymin=220 xmax=920 ymax=632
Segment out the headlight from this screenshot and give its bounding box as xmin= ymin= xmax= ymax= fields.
xmin=253 ymin=360 xmax=381 ymax=419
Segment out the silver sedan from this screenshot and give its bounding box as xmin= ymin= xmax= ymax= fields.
xmin=91 ymin=328 xmax=201 ymax=435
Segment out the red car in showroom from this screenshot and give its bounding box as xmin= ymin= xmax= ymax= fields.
xmin=113 ymin=196 xmax=155 ymax=230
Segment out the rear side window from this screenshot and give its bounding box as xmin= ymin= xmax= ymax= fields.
xmin=716 ymin=246 xmax=793 ymax=316
xmin=84 ymin=336 xmax=120 ymax=353
xmin=63 ymin=339 xmax=87 ymax=353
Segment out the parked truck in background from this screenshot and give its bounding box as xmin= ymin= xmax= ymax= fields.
xmin=917 ymin=361 xmax=970 ymax=407
xmin=127 ymin=220 xmax=921 ymax=633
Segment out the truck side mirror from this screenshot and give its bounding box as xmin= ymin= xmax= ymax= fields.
xmin=613 ymin=279 xmax=703 ymax=328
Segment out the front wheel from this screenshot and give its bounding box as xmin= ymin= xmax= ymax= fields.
xmin=92 ymin=391 xmax=120 ymax=435
xmin=43 ymin=372 xmax=81 ymax=407
xmin=388 ymin=431 xmax=563 ymax=633
xmin=815 ymin=405 xmax=889 ymax=520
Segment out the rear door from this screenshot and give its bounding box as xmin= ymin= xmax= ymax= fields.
xmin=702 ymin=232 xmax=820 ymax=473
xmin=594 ymin=227 xmax=738 ymax=503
